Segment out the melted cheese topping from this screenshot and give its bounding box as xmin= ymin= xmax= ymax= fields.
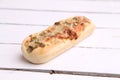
xmin=25 ymin=16 xmax=90 ymax=53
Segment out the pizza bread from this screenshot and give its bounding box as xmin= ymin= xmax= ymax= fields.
xmin=21 ymin=16 xmax=95 ymax=64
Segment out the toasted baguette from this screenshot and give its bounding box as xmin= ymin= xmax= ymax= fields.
xmin=21 ymin=16 xmax=95 ymax=64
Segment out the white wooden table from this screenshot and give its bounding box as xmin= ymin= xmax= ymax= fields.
xmin=0 ymin=0 xmax=120 ymax=79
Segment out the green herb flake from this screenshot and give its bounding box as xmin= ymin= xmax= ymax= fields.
xmin=39 ymin=32 xmax=46 ymax=36
xmin=72 ymin=17 xmax=78 ymax=21
xmin=27 ymin=46 xmax=34 ymax=53
xmin=54 ymin=22 xmax=60 ymax=25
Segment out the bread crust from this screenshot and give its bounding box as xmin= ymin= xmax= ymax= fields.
xmin=21 ymin=16 xmax=95 ymax=64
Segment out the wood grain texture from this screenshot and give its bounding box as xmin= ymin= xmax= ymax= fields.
xmin=0 ymin=44 xmax=120 ymax=74
xmin=0 ymin=0 xmax=120 ymax=13
xmin=0 ymin=10 xmax=120 ymax=28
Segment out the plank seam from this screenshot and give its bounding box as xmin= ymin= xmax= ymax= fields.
xmin=0 ymin=8 xmax=120 ymax=14
xmin=0 ymin=67 xmax=120 ymax=78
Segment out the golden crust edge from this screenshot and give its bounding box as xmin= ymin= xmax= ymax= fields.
xmin=21 ymin=22 xmax=95 ymax=64
xmin=21 ymin=16 xmax=95 ymax=64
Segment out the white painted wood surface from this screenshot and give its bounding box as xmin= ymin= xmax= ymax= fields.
xmin=0 ymin=0 xmax=120 ymax=79
xmin=1 ymin=70 xmax=120 ymax=80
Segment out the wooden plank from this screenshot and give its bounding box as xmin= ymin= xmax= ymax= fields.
xmin=0 ymin=10 xmax=120 ymax=28
xmin=0 ymin=44 xmax=120 ymax=74
xmin=0 ymin=25 xmax=120 ymax=48
xmin=0 ymin=70 xmax=120 ymax=80
xmin=0 ymin=0 xmax=120 ymax=13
